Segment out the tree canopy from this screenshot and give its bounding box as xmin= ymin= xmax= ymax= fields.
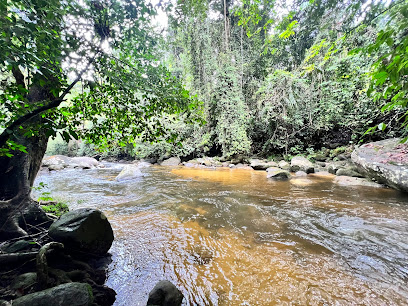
xmin=0 ymin=0 xmax=198 ymax=157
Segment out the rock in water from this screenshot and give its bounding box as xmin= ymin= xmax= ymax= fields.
xmin=333 ymin=176 xmax=383 ymax=188
xmin=290 ymin=156 xmax=315 ymax=173
xmin=49 ymin=209 xmax=114 ymax=255
xmin=115 ymin=164 xmax=143 ymax=181
xmin=249 ymin=159 xmax=278 ymax=170
xmin=147 ymin=281 xmax=184 ymax=306
xmin=336 ymin=168 xmax=364 ymax=178
xmin=266 ymin=167 xmax=291 ymax=180
xmin=351 ymin=138 xmax=408 ymax=192
xmin=278 ymin=160 xmax=290 ymax=170
xmin=42 ymin=155 xmax=100 ymax=170
xmin=42 ymin=155 xmax=71 ymax=168
xmin=160 ymin=157 xmax=181 ymax=166
xmin=70 ymin=157 xmax=100 ymax=169
xmin=12 ymin=282 xmax=93 ymax=306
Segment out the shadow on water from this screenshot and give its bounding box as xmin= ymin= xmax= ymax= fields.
xmin=34 ymin=165 xmax=408 ymax=305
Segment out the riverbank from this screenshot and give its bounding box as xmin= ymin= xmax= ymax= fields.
xmin=0 ymin=207 xmax=115 ymax=305
xmin=31 ymin=161 xmax=408 ymax=304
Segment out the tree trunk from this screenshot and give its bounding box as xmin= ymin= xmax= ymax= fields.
xmin=0 ymin=83 xmax=55 ymax=241
xmin=0 ymin=130 xmax=51 ymax=241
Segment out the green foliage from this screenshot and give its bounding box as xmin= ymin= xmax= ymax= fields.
xmin=32 ymin=182 xmax=68 ymax=216
xmin=363 ymin=1 xmax=408 ymax=139
xmin=40 ymin=202 xmax=69 ymax=217
xmin=0 ymin=0 xmax=198 ymax=156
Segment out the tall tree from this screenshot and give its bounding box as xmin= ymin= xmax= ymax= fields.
xmin=0 ymin=0 xmax=196 ymax=240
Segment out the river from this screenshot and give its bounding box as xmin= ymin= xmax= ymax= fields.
xmin=33 ymin=164 xmax=408 ymax=305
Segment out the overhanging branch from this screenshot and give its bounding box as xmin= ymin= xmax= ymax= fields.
xmin=0 ymin=55 xmax=98 ymax=148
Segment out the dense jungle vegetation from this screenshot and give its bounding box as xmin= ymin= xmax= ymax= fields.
xmin=1 ymin=0 xmax=408 ymax=164
xmin=44 ymin=0 xmax=408 ymax=161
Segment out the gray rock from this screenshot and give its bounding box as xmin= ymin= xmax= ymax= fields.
xmin=147 ymin=280 xmax=184 ymax=306
xmin=336 ymin=168 xmax=364 ymax=178
xmin=278 ymin=160 xmax=290 ymax=170
xmin=42 ymin=155 xmax=71 ymax=167
xmin=333 ymin=176 xmax=383 ymax=188
xmin=137 ymin=161 xmax=152 ymax=168
xmin=337 ymin=154 xmax=350 ymax=161
xmin=249 ymin=159 xmax=278 ymax=170
xmin=1 ymin=240 xmax=32 ymax=253
xmin=290 ymin=156 xmax=314 ymax=173
xmin=71 ymin=157 xmax=99 ymax=169
xmin=327 ymin=163 xmax=342 ymax=175
xmin=12 ymin=282 xmax=93 ymax=306
xmin=351 ymin=138 xmax=408 ymax=192
xmin=183 ymin=162 xmax=199 ymax=168
xmin=196 ymin=157 xmax=214 ymax=167
xmin=48 ymin=164 xmax=65 ymax=171
xmin=266 ymin=167 xmax=291 ymax=180
xmin=11 ymin=272 xmax=37 ymax=291
xmin=233 ymin=163 xmax=253 ymax=170
xmin=314 ymin=154 xmax=327 ymax=162
xmin=43 ymin=155 xmax=100 ymax=170
xmin=161 ymin=157 xmax=181 ymax=166
xmin=295 ymin=171 xmax=307 ymax=177
xmin=115 ymin=165 xmax=143 ymax=181
xmin=49 ymin=208 xmax=114 ymax=255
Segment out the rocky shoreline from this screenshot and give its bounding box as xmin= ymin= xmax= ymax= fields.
xmin=0 ymin=208 xmax=116 ymax=306
xmin=40 ymin=138 xmax=408 ymax=192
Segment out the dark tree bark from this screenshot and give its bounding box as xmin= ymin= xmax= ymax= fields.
xmin=0 ymin=81 xmax=55 ymax=241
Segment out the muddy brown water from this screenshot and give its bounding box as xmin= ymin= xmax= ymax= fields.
xmin=34 ymin=165 xmax=408 ymax=305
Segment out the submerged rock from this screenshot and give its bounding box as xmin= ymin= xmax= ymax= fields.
xmin=351 ymin=138 xmax=408 ymax=192
xmin=266 ymin=167 xmax=291 ymax=180
xmin=147 ymin=280 xmax=184 ymax=306
xmin=115 ymin=164 xmax=143 ymax=181
xmin=295 ymin=171 xmax=307 ymax=177
xmin=12 ymin=282 xmax=93 ymax=306
xmin=290 ymin=156 xmax=314 ymax=173
xmin=160 ymin=157 xmax=181 ymax=166
xmin=49 ymin=208 xmax=114 ymax=255
xmin=333 ymin=176 xmax=383 ymax=188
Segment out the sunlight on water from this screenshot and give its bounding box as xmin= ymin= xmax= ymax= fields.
xmin=34 ymin=165 xmax=408 ymax=305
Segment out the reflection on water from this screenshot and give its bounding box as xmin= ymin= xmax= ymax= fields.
xmin=34 ymin=165 xmax=408 ymax=305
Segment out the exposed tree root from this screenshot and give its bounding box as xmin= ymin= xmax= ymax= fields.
xmin=36 ymin=242 xmax=64 ymax=290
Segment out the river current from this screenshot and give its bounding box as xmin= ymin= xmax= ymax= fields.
xmin=34 ymin=164 xmax=408 ymax=305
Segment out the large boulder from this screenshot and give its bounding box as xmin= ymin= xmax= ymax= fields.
xmin=266 ymin=167 xmax=291 ymax=180
xmin=70 ymin=157 xmax=99 ymax=169
xmin=42 ymin=155 xmax=71 ymax=168
xmin=49 ymin=209 xmax=114 ymax=255
xmin=42 ymin=155 xmax=100 ymax=170
xmin=249 ymin=159 xmax=278 ymax=170
xmin=351 ymin=138 xmax=408 ymax=192
xmin=160 ymin=157 xmax=181 ymax=166
xmin=12 ymin=282 xmax=93 ymax=306
xmin=290 ymin=156 xmax=314 ymax=173
xmin=115 ymin=164 xmax=143 ymax=182
xmin=147 ymin=281 xmax=184 ymax=306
